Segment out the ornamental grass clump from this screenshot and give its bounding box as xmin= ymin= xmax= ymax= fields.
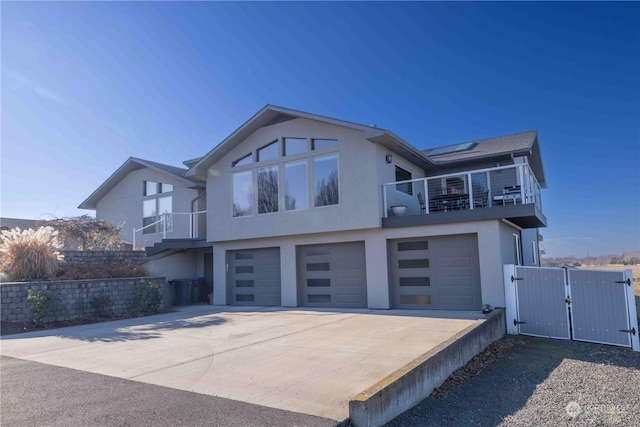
xmin=0 ymin=227 xmax=65 ymax=281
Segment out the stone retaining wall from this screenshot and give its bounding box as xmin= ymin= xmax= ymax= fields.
xmin=62 ymin=250 xmax=147 ymax=268
xmin=1 ymin=277 xmax=166 ymax=323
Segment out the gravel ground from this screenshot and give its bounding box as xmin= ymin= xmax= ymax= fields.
xmin=386 ymin=335 xmax=640 ymax=427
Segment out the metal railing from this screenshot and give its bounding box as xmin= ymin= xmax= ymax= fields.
xmin=382 ymin=163 xmax=542 ymax=218
xmin=132 ymin=210 xmax=207 ymax=249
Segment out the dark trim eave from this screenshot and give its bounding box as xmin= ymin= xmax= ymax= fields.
xmin=382 ymin=204 xmax=547 ymax=229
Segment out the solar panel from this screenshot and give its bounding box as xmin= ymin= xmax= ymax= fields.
xmin=428 ymin=141 xmax=477 ymax=157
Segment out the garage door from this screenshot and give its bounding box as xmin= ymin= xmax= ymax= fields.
xmin=389 ymin=234 xmax=481 ymax=310
xmin=227 ymin=248 xmax=281 ymax=306
xmin=297 ymin=242 xmax=367 ymax=308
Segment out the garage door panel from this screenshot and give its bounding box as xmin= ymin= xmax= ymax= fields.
xmin=435 ymin=236 xmax=472 ymax=249
xmin=437 ymin=276 xmax=473 ymax=287
xmin=335 ymin=278 xmax=364 ymax=288
xmin=437 ymin=257 xmax=472 ymax=268
xmin=228 ymin=248 xmax=281 ymax=306
xmin=298 ymin=242 xmax=367 ymax=308
xmin=391 ymin=235 xmax=480 ymax=310
xmin=438 ymin=295 xmax=474 ymax=306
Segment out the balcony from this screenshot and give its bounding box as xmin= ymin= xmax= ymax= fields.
xmin=133 ymin=210 xmax=208 ymax=254
xmin=382 ymin=164 xmax=546 ymax=229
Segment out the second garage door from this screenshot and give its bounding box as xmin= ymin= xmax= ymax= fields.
xmin=227 ymin=247 xmax=281 ymax=306
xmin=389 ymin=234 xmax=481 ymax=310
xmin=297 ymin=242 xmax=367 ymax=308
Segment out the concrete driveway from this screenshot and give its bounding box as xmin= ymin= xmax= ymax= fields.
xmin=0 ymin=305 xmax=485 ymax=422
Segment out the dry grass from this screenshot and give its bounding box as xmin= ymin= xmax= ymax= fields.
xmin=0 ymin=227 xmax=64 ymax=281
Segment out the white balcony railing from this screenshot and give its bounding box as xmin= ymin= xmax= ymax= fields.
xmin=132 ymin=210 xmax=206 ymax=249
xmin=382 ymin=164 xmax=542 ymax=219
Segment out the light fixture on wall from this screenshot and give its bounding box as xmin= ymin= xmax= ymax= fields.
xmin=386 ymin=154 xmax=393 ymax=164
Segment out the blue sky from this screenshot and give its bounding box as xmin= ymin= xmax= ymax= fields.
xmin=2 ymin=2 xmax=638 ymax=258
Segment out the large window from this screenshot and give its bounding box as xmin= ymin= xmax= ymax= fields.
xmin=257 ymin=166 xmax=279 ymax=214
xmin=314 ymin=154 xmax=339 ymax=207
xmin=395 ymin=166 xmax=413 ymax=195
xmin=233 ymin=171 xmax=253 ymax=217
xmin=230 ymin=137 xmax=340 ymax=217
xmin=285 ymin=161 xmax=307 ymax=211
xmin=143 ymin=183 xmax=173 ymax=234
xmin=142 ymin=199 xmax=157 ymax=234
xmin=158 ymin=196 xmax=172 ymax=232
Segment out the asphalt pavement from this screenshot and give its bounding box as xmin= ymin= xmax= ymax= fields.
xmin=1 ymin=355 xmax=337 ymax=427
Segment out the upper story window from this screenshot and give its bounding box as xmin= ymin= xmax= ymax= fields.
xmin=232 ymin=137 xmax=339 ymax=217
xmin=142 ymin=182 xmax=173 ymax=233
xmin=395 ymin=166 xmax=413 ymax=195
xmin=285 ymin=161 xmax=307 ymax=211
xmin=312 ymin=139 xmax=337 ymax=150
xmin=284 ymin=138 xmax=307 ymax=156
xmin=233 ymin=171 xmax=253 ymax=217
xmin=144 ymin=181 xmax=173 ymax=195
xmin=233 ymin=153 xmax=252 ymax=167
xmin=314 ymin=154 xmax=339 ymax=207
xmin=257 ymin=166 xmax=279 ymax=214
xmin=257 ymin=140 xmax=279 ymax=162
xmin=144 ymin=181 xmax=157 ymax=196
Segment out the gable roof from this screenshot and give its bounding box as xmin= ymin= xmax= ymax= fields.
xmin=423 ymin=130 xmax=546 ymax=188
xmin=423 ymin=130 xmax=537 ymax=162
xmin=185 ymin=104 xmax=546 ymax=187
xmin=186 ymin=104 xmax=435 ymax=178
xmin=78 ymin=157 xmax=204 ymax=210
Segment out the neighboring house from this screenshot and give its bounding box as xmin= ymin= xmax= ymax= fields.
xmin=78 ymin=157 xmax=211 ymax=283
xmin=80 ymin=105 xmax=547 ymax=310
xmin=79 ymin=157 xmax=207 ymax=248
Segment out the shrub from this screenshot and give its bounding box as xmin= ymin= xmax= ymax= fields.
xmin=129 ymin=280 xmax=162 ymax=316
xmin=60 ymin=262 xmax=148 ymax=280
xmin=0 ymin=227 xmax=64 ymax=280
xmin=37 ymin=215 xmax=123 ymax=251
xmin=27 ymin=289 xmax=66 ymax=326
xmin=90 ymin=291 xmax=114 ymax=319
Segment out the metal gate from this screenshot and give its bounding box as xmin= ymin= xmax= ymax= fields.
xmin=504 ymin=265 xmax=639 ymax=351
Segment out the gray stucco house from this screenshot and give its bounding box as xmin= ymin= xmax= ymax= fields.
xmin=80 ymin=105 xmax=546 ymax=311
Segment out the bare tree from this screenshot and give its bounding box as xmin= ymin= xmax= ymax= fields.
xmin=258 ymin=168 xmax=279 ymax=214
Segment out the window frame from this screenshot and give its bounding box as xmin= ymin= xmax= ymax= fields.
xmin=257 ymin=140 xmax=279 ymax=162
xmin=283 ymin=137 xmax=308 ymax=157
xmin=313 ymin=153 xmax=340 ymax=208
xmin=232 ymin=153 xmax=253 ymax=168
xmin=395 ymin=165 xmax=413 ymax=196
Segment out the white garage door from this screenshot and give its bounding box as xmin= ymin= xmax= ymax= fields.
xmin=389 ymin=234 xmax=481 ymax=310
xmin=227 ymin=248 xmax=281 ymax=306
xmin=297 ymin=242 xmax=367 ymax=308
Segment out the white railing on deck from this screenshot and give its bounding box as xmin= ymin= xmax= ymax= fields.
xmin=382 ymin=163 xmax=542 ymax=219
xmin=132 ymin=210 xmax=206 ymax=250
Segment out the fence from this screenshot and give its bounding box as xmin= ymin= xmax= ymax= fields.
xmin=504 ymin=265 xmax=638 ymax=351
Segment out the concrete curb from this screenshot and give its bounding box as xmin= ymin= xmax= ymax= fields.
xmin=348 ymin=308 xmax=506 ymax=427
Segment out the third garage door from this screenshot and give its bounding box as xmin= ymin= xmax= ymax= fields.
xmin=389 ymin=234 xmax=481 ymax=310
xmin=297 ymin=242 xmax=367 ymax=308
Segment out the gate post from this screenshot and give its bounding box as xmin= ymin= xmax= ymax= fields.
xmin=624 ymin=269 xmax=640 ymax=352
xmin=504 ymin=264 xmax=518 ymax=335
